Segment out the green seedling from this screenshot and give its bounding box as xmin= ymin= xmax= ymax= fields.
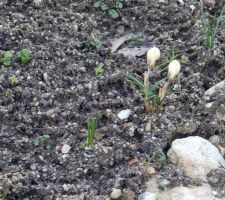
xmin=0 ymin=51 xmax=13 ymax=67
xmin=33 ymin=134 xmax=51 ymax=150
xmin=9 ymin=74 xmax=19 ymax=86
xmin=201 ymin=6 xmax=225 ymax=49
xmin=95 ymin=66 xmax=104 ymax=75
xmin=86 ymin=116 xmax=98 ymax=147
xmin=126 ymin=47 xmax=181 ymax=112
xmin=0 ymin=190 xmax=9 ymax=200
xmin=89 ymin=34 xmax=102 ymax=49
xmin=16 ymin=49 xmax=31 ymax=64
xmin=157 ymin=49 xmax=187 ymax=70
xmin=159 ymin=32 xmax=173 ymax=42
xmin=94 ymin=0 xmax=123 ymax=19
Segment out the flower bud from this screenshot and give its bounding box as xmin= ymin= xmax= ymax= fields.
xmin=147 ymin=47 xmax=160 ymax=69
xmin=168 ymin=60 xmax=181 ymax=81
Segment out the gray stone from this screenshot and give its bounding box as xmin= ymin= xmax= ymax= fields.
xmin=168 ymin=136 xmax=225 ymax=180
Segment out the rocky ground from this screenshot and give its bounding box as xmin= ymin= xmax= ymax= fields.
xmin=0 ymin=0 xmax=225 ymax=199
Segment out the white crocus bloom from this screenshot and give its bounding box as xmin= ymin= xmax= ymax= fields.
xmin=168 ymin=60 xmax=181 ymax=81
xmin=147 ymin=47 xmax=160 ymax=69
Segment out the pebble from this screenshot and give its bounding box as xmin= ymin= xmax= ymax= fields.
xmin=159 ymin=178 xmax=171 ymax=189
xmin=138 ymin=192 xmax=157 ymax=200
xmin=117 ymin=109 xmax=131 ymax=120
xmin=61 ymin=144 xmax=71 ymax=154
xmin=209 ymin=135 xmax=220 ymax=146
xmin=110 ymin=188 xmax=122 ymax=199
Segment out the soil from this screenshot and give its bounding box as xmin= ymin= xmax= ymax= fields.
xmin=0 ymin=0 xmax=225 ymax=199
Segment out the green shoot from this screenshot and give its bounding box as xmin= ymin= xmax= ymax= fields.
xmin=157 ymin=49 xmax=186 ymax=70
xmin=0 ymin=51 xmax=13 ymax=67
xmin=89 ymin=34 xmax=102 ymax=49
xmin=201 ymin=6 xmax=225 ymax=49
xmin=95 ymin=66 xmax=104 ymax=75
xmin=16 ymin=49 xmax=31 ymax=64
xmin=9 ymin=74 xmax=19 ymax=86
xmin=86 ymin=116 xmax=98 ymax=147
xmin=126 ymin=72 xmax=166 ymax=107
xmin=33 ymin=134 xmax=51 ymax=150
xmin=94 ymin=0 xmax=123 ymax=19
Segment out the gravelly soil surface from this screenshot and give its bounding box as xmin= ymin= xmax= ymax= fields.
xmin=0 ymin=0 xmax=225 ymax=199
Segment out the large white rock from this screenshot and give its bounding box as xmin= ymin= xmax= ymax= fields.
xmin=158 ymin=184 xmax=219 ymax=200
xmin=168 ymin=136 xmax=225 ymax=180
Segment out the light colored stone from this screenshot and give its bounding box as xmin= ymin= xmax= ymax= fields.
xmin=204 ymin=80 xmax=225 ymax=99
xmin=138 ymin=192 xmax=157 ymax=200
xmin=117 ymin=109 xmax=131 ymax=120
xmin=202 ymin=0 xmax=215 ymax=6
xmin=110 ymin=188 xmax=122 ymax=199
xmin=146 ymin=177 xmax=160 ymax=194
xmin=209 ymin=135 xmax=220 ymax=146
xmin=168 ymin=136 xmax=225 ymax=180
xmin=159 ymin=178 xmax=170 ymax=189
xmin=158 ymin=184 xmax=219 ymax=200
xmin=61 ymin=144 xmax=71 ymax=154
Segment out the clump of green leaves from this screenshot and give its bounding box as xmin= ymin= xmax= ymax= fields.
xmin=9 ymin=74 xmax=19 ymax=86
xmin=94 ymin=0 xmax=123 ymax=19
xmin=0 ymin=51 xmax=13 ymax=67
xmin=95 ymin=66 xmax=104 ymax=75
xmin=16 ymin=49 xmax=31 ymax=64
xmin=33 ymin=134 xmax=51 ymax=150
xmin=201 ymin=6 xmax=225 ymax=49
xmin=86 ymin=116 xmax=98 ymax=148
xmin=89 ymin=34 xmax=102 ymax=49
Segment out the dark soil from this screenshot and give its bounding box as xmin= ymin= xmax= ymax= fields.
xmin=0 ymin=0 xmax=225 ymax=199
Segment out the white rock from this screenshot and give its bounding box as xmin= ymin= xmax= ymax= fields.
xmin=110 ymin=188 xmax=122 ymax=199
xmin=138 ymin=192 xmax=157 ymax=200
xmin=168 ymin=136 xmax=225 ymax=180
xmin=158 ymin=184 xmax=219 ymax=200
xmin=204 ymin=80 xmax=225 ymax=99
xmin=117 ymin=109 xmax=131 ymax=120
xmin=61 ymin=144 xmax=71 ymax=154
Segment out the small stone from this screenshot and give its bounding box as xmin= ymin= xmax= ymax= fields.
xmin=30 ymin=164 xmax=36 ymax=170
xmin=43 ymin=73 xmax=49 ymax=84
xmin=33 ymin=0 xmax=43 ymax=8
xmin=146 ymin=167 xmax=156 ymax=175
xmin=159 ymin=178 xmax=171 ymax=189
xmin=110 ymin=188 xmax=122 ymax=199
xmin=209 ymin=135 xmax=220 ymax=146
xmin=122 ymin=189 xmax=135 ymax=200
xmin=61 ymin=144 xmax=71 ymax=154
xmin=202 ymin=0 xmax=215 ymax=6
xmin=12 ymin=13 xmax=25 ymax=19
xmin=208 ymin=176 xmax=219 ymax=184
xmin=138 ymin=192 xmax=157 ymax=200
xmin=145 ymin=121 xmax=152 ymax=132
xmin=117 ymin=109 xmax=131 ymax=120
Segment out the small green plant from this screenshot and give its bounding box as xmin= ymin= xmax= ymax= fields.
xmin=95 ymin=66 xmax=104 ymax=75
xmin=0 ymin=51 xmax=13 ymax=67
xmin=33 ymin=134 xmax=51 ymax=150
xmin=201 ymin=6 xmax=225 ymax=49
xmin=9 ymin=74 xmax=19 ymax=86
xmin=94 ymin=0 xmax=123 ymax=19
xmin=0 ymin=190 xmax=9 ymax=200
xmin=86 ymin=116 xmax=98 ymax=147
xmin=157 ymin=49 xmax=187 ymax=70
xmin=89 ymin=34 xmax=102 ymax=49
xmin=16 ymin=49 xmax=31 ymax=64
xmin=126 ymin=47 xmax=181 ymax=112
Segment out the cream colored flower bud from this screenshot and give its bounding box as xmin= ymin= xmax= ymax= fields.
xmin=147 ymin=47 xmax=160 ymax=69
xmin=168 ymin=60 xmax=181 ymax=81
